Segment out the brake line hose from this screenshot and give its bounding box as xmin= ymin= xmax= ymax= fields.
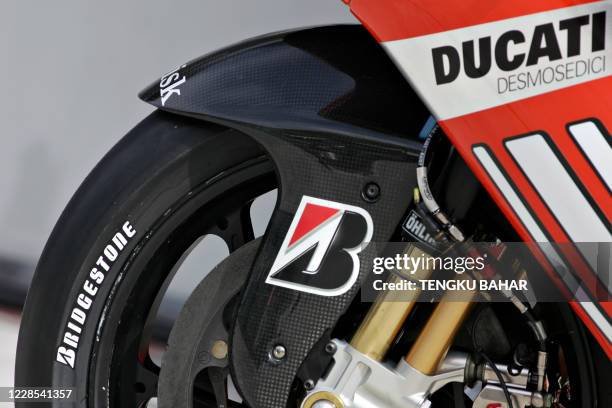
xmin=416 ymin=116 xmax=548 ymax=392
xmin=416 ymin=117 xmax=465 ymax=242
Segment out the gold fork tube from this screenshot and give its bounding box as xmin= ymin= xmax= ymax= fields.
xmin=350 ymin=274 xmax=415 ymax=361
xmin=350 ymin=246 xmax=433 ymax=361
xmin=404 ymin=277 xmax=476 ymax=374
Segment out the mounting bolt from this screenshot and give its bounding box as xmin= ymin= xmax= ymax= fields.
xmin=324 ymin=342 xmax=337 ymax=355
xmin=272 ymin=344 xmax=287 ymax=360
xmin=304 ymin=379 xmax=315 ymax=390
xmin=362 ymin=182 xmax=381 ymax=202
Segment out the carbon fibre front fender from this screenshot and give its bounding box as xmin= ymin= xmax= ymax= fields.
xmin=139 ymin=24 xmax=429 ymax=140
xmin=139 ymin=25 xmax=429 ymax=408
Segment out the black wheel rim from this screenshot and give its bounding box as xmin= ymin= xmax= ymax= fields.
xmin=89 ymin=156 xmax=276 ymax=407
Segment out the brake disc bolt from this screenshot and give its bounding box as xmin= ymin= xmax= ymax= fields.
xmin=272 ymin=344 xmax=287 ymax=360
xmin=362 ymin=182 xmax=381 ymax=202
xmin=211 ymin=340 xmax=228 ymax=360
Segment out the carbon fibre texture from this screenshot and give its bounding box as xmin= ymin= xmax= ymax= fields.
xmin=140 ymin=25 xmax=429 ymax=139
xmin=230 ymin=128 xmax=419 ymax=408
xmin=139 ymin=23 xmax=429 ymax=408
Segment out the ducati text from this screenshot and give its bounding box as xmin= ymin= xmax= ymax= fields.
xmin=384 ymin=2 xmax=612 ymax=119
xmin=432 ymin=11 xmax=606 ymax=86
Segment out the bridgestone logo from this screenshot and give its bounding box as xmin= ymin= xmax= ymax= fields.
xmin=266 ymin=196 xmax=373 ymax=296
xmin=56 ymin=221 xmax=136 ymax=369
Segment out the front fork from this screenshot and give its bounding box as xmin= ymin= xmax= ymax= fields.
xmin=301 ymin=245 xmax=551 ymax=408
xmin=302 ymin=245 xmax=476 ymax=408
xmin=350 ymin=245 xmax=475 ymax=374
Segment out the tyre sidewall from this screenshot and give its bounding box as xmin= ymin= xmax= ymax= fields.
xmin=16 ymin=111 xmax=263 ymax=407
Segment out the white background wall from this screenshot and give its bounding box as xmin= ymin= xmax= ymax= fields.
xmin=0 ymin=0 xmax=355 ymax=263
xmin=0 ymin=0 xmax=356 ymax=397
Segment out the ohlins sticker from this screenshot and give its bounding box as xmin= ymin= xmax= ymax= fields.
xmin=402 ymin=210 xmax=437 ymax=250
xmin=159 ymin=64 xmax=187 ymax=106
xmin=266 ymin=196 xmax=373 ymax=296
xmin=383 ymin=2 xmax=612 ymax=119
xmin=56 ymin=221 xmax=136 ymax=369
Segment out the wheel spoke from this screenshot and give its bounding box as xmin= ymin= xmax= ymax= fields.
xmin=208 ymin=367 xmax=229 ymax=408
xmin=134 ymin=355 xmax=160 ymax=405
xmin=217 ymin=203 xmax=255 ymax=252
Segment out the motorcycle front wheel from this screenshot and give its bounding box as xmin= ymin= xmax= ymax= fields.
xmin=15 ymin=110 xmax=610 ymax=408
xmin=16 ymin=110 xmax=275 ymax=407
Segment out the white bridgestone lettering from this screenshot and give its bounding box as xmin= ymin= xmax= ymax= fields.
xmin=96 ymin=256 xmax=109 ymax=272
xmin=123 ymin=221 xmax=137 ymax=238
xmin=112 ymin=232 xmax=127 ymax=250
xmin=56 ymin=221 xmax=137 ymax=368
xmin=56 ymin=347 xmax=75 ymax=368
xmin=89 ymin=268 xmax=104 ymax=284
xmin=103 ymin=244 xmax=118 ymax=261
xmin=63 ymin=332 xmax=79 ymax=349
xmin=70 ymin=308 xmax=86 ymax=325
xmin=77 ymin=294 xmax=92 ymax=310
xmin=83 ymin=280 xmax=98 ymax=297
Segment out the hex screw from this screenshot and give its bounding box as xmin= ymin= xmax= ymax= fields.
xmin=324 ymin=342 xmax=337 ymax=355
xmin=362 ymin=182 xmax=381 ymax=202
xmin=304 ymin=379 xmax=315 ymax=390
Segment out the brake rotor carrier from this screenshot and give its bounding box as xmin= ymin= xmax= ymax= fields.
xmin=157 ymin=239 xmax=260 ymax=407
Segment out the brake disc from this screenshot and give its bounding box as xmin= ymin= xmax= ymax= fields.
xmin=158 ymin=239 xmax=260 ymax=408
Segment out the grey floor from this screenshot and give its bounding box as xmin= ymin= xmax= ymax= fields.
xmin=0 ymin=0 xmax=355 ymax=263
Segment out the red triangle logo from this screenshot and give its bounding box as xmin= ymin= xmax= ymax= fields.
xmin=289 ymin=203 xmax=340 ymax=247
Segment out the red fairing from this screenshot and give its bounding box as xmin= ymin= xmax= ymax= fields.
xmin=350 ymin=0 xmax=601 ymax=41
xmin=349 ymin=0 xmax=612 ymax=358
